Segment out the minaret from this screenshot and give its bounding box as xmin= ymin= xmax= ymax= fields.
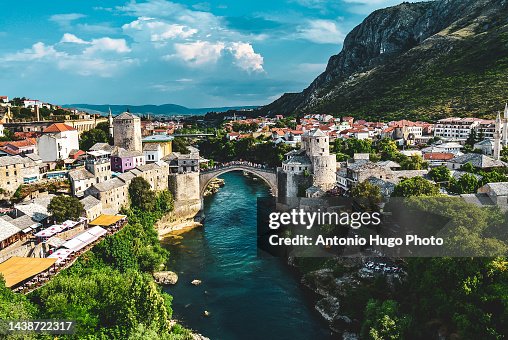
xmin=494 ymin=112 xmax=502 ymax=160
xmin=503 ymin=103 xmax=508 ymax=146
xmin=108 ymin=107 xmax=114 ymax=138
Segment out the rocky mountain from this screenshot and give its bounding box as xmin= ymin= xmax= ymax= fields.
xmin=260 ymin=0 xmax=508 ymax=121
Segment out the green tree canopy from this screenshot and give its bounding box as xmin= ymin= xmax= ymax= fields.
xmin=352 ymin=181 xmax=383 ymax=211
xmin=128 ymin=177 xmax=156 ymax=211
xmin=429 ymin=165 xmax=451 ymax=183
xmin=79 ymin=128 xmax=109 ymax=151
xmin=48 ymin=195 xmax=84 ymax=223
xmin=392 ymin=177 xmax=440 ymax=197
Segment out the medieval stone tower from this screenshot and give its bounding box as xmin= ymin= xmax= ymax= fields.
xmin=305 ymin=129 xmax=337 ymax=191
xmin=279 ymin=128 xmax=337 ymax=197
xmin=113 ymin=111 xmax=142 ymax=152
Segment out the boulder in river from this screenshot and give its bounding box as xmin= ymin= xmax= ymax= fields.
xmin=191 ymin=279 xmax=202 ymax=286
xmin=153 ymin=271 xmax=179 ymax=285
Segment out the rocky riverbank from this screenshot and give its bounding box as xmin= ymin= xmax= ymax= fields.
xmin=290 ymin=256 xmax=403 ymax=338
xmin=203 ymin=177 xmax=225 ymax=196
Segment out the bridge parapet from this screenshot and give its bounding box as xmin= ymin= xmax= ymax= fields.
xmin=199 ymin=165 xmax=277 ymax=196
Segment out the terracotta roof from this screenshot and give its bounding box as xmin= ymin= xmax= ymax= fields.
xmin=43 ymin=123 xmax=76 ymax=133
xmin=423 ymin=153 xmax=455 ymax=161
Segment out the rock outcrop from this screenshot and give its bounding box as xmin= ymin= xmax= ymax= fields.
xmin=153 ymin=271 xmax=179 ymax=285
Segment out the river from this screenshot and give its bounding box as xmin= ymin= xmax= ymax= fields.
xmin=161 ymin=171 xmax=332 ymax=340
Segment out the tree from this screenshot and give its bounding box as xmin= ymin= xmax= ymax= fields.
xmin=362 ymin=299 xmax=411 ymax=340
xmin=79 ymin=128 xmax=109 ymax=151
xmin=399 ymin=155 xmax=428 ymax=170
xmin=352 ymin=181 xmax=383 ymax=211
xmin=375 ymin=138 xmax=399 ymax=160
xmin=48 ymin=195 xmax=84 ymax=223
xmin=156 ymin=190 xmax=174 ymax=213
xmin=460 ymin=162 xmax=476 ymax=173
xmin=128 ymin=177 xmax=156 ymax=211
xmin=428 ymin=166 xmax=451 ymax=183
xmin=448 ymin=173 xmax=479 ymax=194
xmin=172 ymin=138 xmax=190 ymax=154
xmin=466 ymin=129 xmax=478 ymax=147
xmin=392 ymin=177 xmax=440 ymax=197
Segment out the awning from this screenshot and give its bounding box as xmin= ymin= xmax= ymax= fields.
xmin=47 ymin=248 xmax=73 ymax=264
xmin=75 ymin=232 xmax=97 ymax=244
xmin=62 ymin=220 xmax=79 ymax=229
xmin=89 ymin=214 xmax=126 ymax=227
xmin=62 ymin=238 xmax=87 ymax=252
xmin=34 ymin=225 xmax=64 ymax=238
xmin=0 ymin=257 xmax=56 ymax=287
xmin=87 ymin=226 xmax=107 ymax=238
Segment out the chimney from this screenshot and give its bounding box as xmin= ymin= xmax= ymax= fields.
xmin=35 ymin=105 xmax=40 ymax=121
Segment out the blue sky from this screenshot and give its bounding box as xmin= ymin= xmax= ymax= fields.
xmin=0 ymin=0 xmax=407 ymax=107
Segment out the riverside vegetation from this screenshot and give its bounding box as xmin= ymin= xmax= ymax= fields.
xmin=296 ymin=185 xmax=508 ymax=339
xmin=0 ymin=177 xmax=194 ymax=339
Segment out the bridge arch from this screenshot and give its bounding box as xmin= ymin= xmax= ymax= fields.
xmin=199 ymin=166 xmax=277 ymax=197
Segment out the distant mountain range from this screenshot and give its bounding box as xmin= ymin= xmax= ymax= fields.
xmin=259 ymin=0 xmax=508 ymax=121
xmin=62 ymin=104 xmax=258 ymax=116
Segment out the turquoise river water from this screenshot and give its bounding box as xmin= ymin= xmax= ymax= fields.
xmin=161 ymin=171 xmax=332 ymax=340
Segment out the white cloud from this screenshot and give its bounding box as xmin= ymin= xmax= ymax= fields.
xmin=298 ymin=19 xmax=345 ymax=44
xmin=49 ymin=13 xmax=86 ymax=28
xmin=341 ymin=0 xmax=404 ymax=14
xmin=123 ymin=17 xmax=197 ymax=44
xmin=2 ymin=39 xmax=135 ymax=78
xmin=169 ymin=41 xmax=226 ymax=65
xmin=228 ymin=43 xmax=264 ymax=72
xmin=2 ymin=42 xmax=63 ymax=61
xmin=84 ymin=37 xmax=131 ymax=54
xmin=60 ymin=33 xmax=89 ymax=44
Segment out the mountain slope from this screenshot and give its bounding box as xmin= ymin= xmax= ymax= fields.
xmin=260 ymin=0 xmax=508 ymax=121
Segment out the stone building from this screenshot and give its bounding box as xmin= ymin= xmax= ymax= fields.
xmin=278 ymin=129 xmax=337 ymax=197
xmin=0 ymin=155 xmax=40 ymax=195
xmin=113 ymin=112 xmax=142 ymax=152
xmin=84 ymin=178 xmax=129 ymax=215
xmin=68 ymin=150 xmax=112 ymax=197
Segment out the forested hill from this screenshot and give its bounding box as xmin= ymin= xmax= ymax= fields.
xmin=259 ymin=0 xmax=508 ymax=121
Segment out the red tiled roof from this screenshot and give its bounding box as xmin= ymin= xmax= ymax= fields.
xmin=424 ymin=153 xmax=455 ymax=161
xmin=43 ymin=123 xmax=76 ymax=133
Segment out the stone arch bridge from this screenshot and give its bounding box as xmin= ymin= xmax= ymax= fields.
xmin=199 ymin=165 xmax=277 ymax=196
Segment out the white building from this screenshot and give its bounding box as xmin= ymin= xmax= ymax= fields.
xmin=0 ymin=123 xmax=4 ymax=137
xmin=143 ymin=143 xmax=163 ymax=163
xmin=434 ymin=117 xmax=482 ymax=140
xmin=37 ymin=123 xmax=79 ymax=162
xmin=23 ymin=99 xmax=42 ymax=108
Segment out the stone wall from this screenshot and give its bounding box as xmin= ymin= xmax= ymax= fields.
xmin=169 ymin=172 xmax=202 ymax=220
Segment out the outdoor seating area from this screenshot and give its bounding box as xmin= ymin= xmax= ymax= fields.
xmin=35 ymin=217 xmax=87 ymax=242
xmin=0 ymin=257 xmax=57 ymax=290
xmin=0 ymin=215 xmax=128 ymax=294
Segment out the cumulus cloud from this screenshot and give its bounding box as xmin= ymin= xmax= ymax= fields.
xmin=298 ymin=19 xmax=345 ymax=44
xmin=2 ymin=37 xmax=134 ymax=77
xmin=2 ymin=42 xmax=63 ymax=61
xmin=84 ymin=37 xmax=131 ymax=54
xmin=227 ymin=43 xmax=264 ymax=72
xmin=169 ymin=41 xmax=226 ymax=65
xmin=60 ymin=33 xmax=89 ymax=44
xmin=122 ymin=17 xmax=197 ymax=44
